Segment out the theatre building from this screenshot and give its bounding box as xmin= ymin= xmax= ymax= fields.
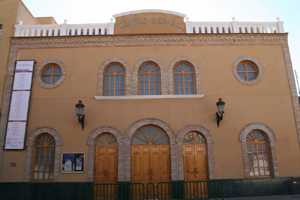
xmin=1 ymin=1 xmax=300 ymax=199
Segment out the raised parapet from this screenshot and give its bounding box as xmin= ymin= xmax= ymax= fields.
xmin=14 ymin=22 xmax=115 ymax=37
xmin=14 ymin=10 xmax=285 ymax=37
xmin=186 ymin=20 xmax=284 ymax=34
xmin=113 ymin=9 xmax=186 ymax=34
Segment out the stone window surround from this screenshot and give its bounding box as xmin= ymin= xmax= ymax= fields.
xmin=176 ymin=125 xmax=214 ymax=179
xmin=97 ymin=58 xmax=129 ymax=96
xmin=37 ymin=60 xmax=65 ymax=89
xmin=240 ymin=123 xmax=279 ymax=178
xmin=103 ymin=61 xmax=126 ymax=96
xmin=97 ymin=57 xmax=202 ymax=96
xmin=25 ymin=127 xmax=63 ymax=181
xmin=136 ymin=60 xmax=162 ymax=95
xmin=169 ymin=57 xmax=201 ymax=95
xmin=233 ymin=56 xmax=263 ymax=85
xmin=132 ymin=58 xmax=165 ymax=95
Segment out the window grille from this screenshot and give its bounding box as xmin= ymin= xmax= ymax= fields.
xmin=237 ymin=60 xmax=259 ymax=81
xmin=132 ymin=125 xmax=169 ymax=145
xmin=246 ymin=130 xmax=272 ymax=177
xmin=32 ymin=133 xmax=56 ymax=180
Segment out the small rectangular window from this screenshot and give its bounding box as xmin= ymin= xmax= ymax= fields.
xmin=0 ymin=24 xmax=3 ymax=30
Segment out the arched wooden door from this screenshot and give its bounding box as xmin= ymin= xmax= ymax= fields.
xmin=183 ymin=131 xmax=208 ymax=199
xmin=131 ymin=125 xmax=171 ymax=199
xmin=131 ymin=125 xmax=170 ymax=182
xmin=94 ymin=133 xmax=118 ymax=200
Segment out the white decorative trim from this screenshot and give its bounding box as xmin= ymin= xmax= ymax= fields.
xmin=239 ymin=123 xmax=278 ymax=177
xmin=113 ymin=9 xmax=186 ymax=18
xmin=37 ymin=60 xmax=65 ymax=89
xmin=186 ymin=21 xmax=284 ymax=34
xmin=94 ymin=94 xmax=205 ymax=100
xmin=15 ymin=22 xmax=114 ymax=37
xmin=14 ymin=20 xmax=284 ymax=37
xmin=233 ymin=56 xmax=263 ymax=85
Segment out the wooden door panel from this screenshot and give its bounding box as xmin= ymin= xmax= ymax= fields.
xmin=154 ymin=145 xmax=170 ymax=182
xmin=183 ymin=144 xmax=208 ymax=181
xmin=183 ymin=144 xmax=208 ymax=199
xmin=94 ymin=145 xmax=118 ymax=183
xmin=132 ymin=145 xmax=149 ymax=182
xmin=132 ymin=144 xmax=170 ymax=183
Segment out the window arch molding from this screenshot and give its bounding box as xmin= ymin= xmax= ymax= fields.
xmin=169 ymin=57 xmax=201 ymax=95
xmin=87 ymin=126 xmax=130 ymax=181
xmin=38 ymin=59 xmax=65 ymax=89
xmin=98 ymin=58 xmax=129 ymax=96
xmin=25 ymin=127 xmax=63 ymax=180
xmin=240 ymin=123 xmax=278 ymax=177
xmin=233 ymin=56 xmax=263 ymax=85
xmin=138 ymin=60 xmax=161 ymax=95
xmin=126 ymin=118 xmax=179 ymax=180
xmin=176 ymin=125 xmax=214 ymax=179
xmin=132 ymin=58 xmax=165 ymax=95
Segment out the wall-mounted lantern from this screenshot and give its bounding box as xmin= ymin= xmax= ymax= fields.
xmin=216 ymin=98 xmax=225 ymax=127
xmin=75 ymin=100 xmax=85 ymax=130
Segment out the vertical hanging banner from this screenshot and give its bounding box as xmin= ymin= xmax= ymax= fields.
xmin=4 ymin=60 xmax=35 ymax=150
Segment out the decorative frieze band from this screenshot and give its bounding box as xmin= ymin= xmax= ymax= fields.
xmin=11 ymin=34 xmax=287 ymax=50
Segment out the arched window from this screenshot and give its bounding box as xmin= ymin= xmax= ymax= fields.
xmin=103 ymin=62 xmax=125 ymax=96
xmin=138 ymin=61 xmax=161 ymax=95
xmin=95 ymin=133 xmax=117 ymax=146
xmin=183 ymin=131 xmax=206 ymax=144
xmin=32 ymin=133 xmax=56 ymax=180
xmin=246 ymin=130 xmax=272 ymax=177
xmin=237 ymin=60 xmax=259 ymax=82
xmin=132 ymin=125 xmax=169 ymax=145
xmin=174 ymin=61 xmax=196 ymax=95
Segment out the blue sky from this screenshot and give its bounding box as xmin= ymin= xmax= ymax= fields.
xmin=23 ymin=0 xmax=300 ymax=84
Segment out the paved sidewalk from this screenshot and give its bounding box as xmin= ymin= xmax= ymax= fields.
xmin=225 ymin=195 xmax=300 ymax=199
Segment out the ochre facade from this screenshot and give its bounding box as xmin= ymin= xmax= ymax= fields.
xmin=0 ymin=0 xmax=56 ymax=117
xmin=0 ymin=2 xmax=300 ymax=185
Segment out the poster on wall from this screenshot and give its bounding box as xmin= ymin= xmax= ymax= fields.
xmin=4 ymin=60 xmax=35 ymax=150
xmin=62 ymin=153 xmax=84 ymax=173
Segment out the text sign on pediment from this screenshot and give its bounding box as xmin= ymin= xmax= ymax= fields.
xmin=115 ymin=13 xmax=186 ymax=34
